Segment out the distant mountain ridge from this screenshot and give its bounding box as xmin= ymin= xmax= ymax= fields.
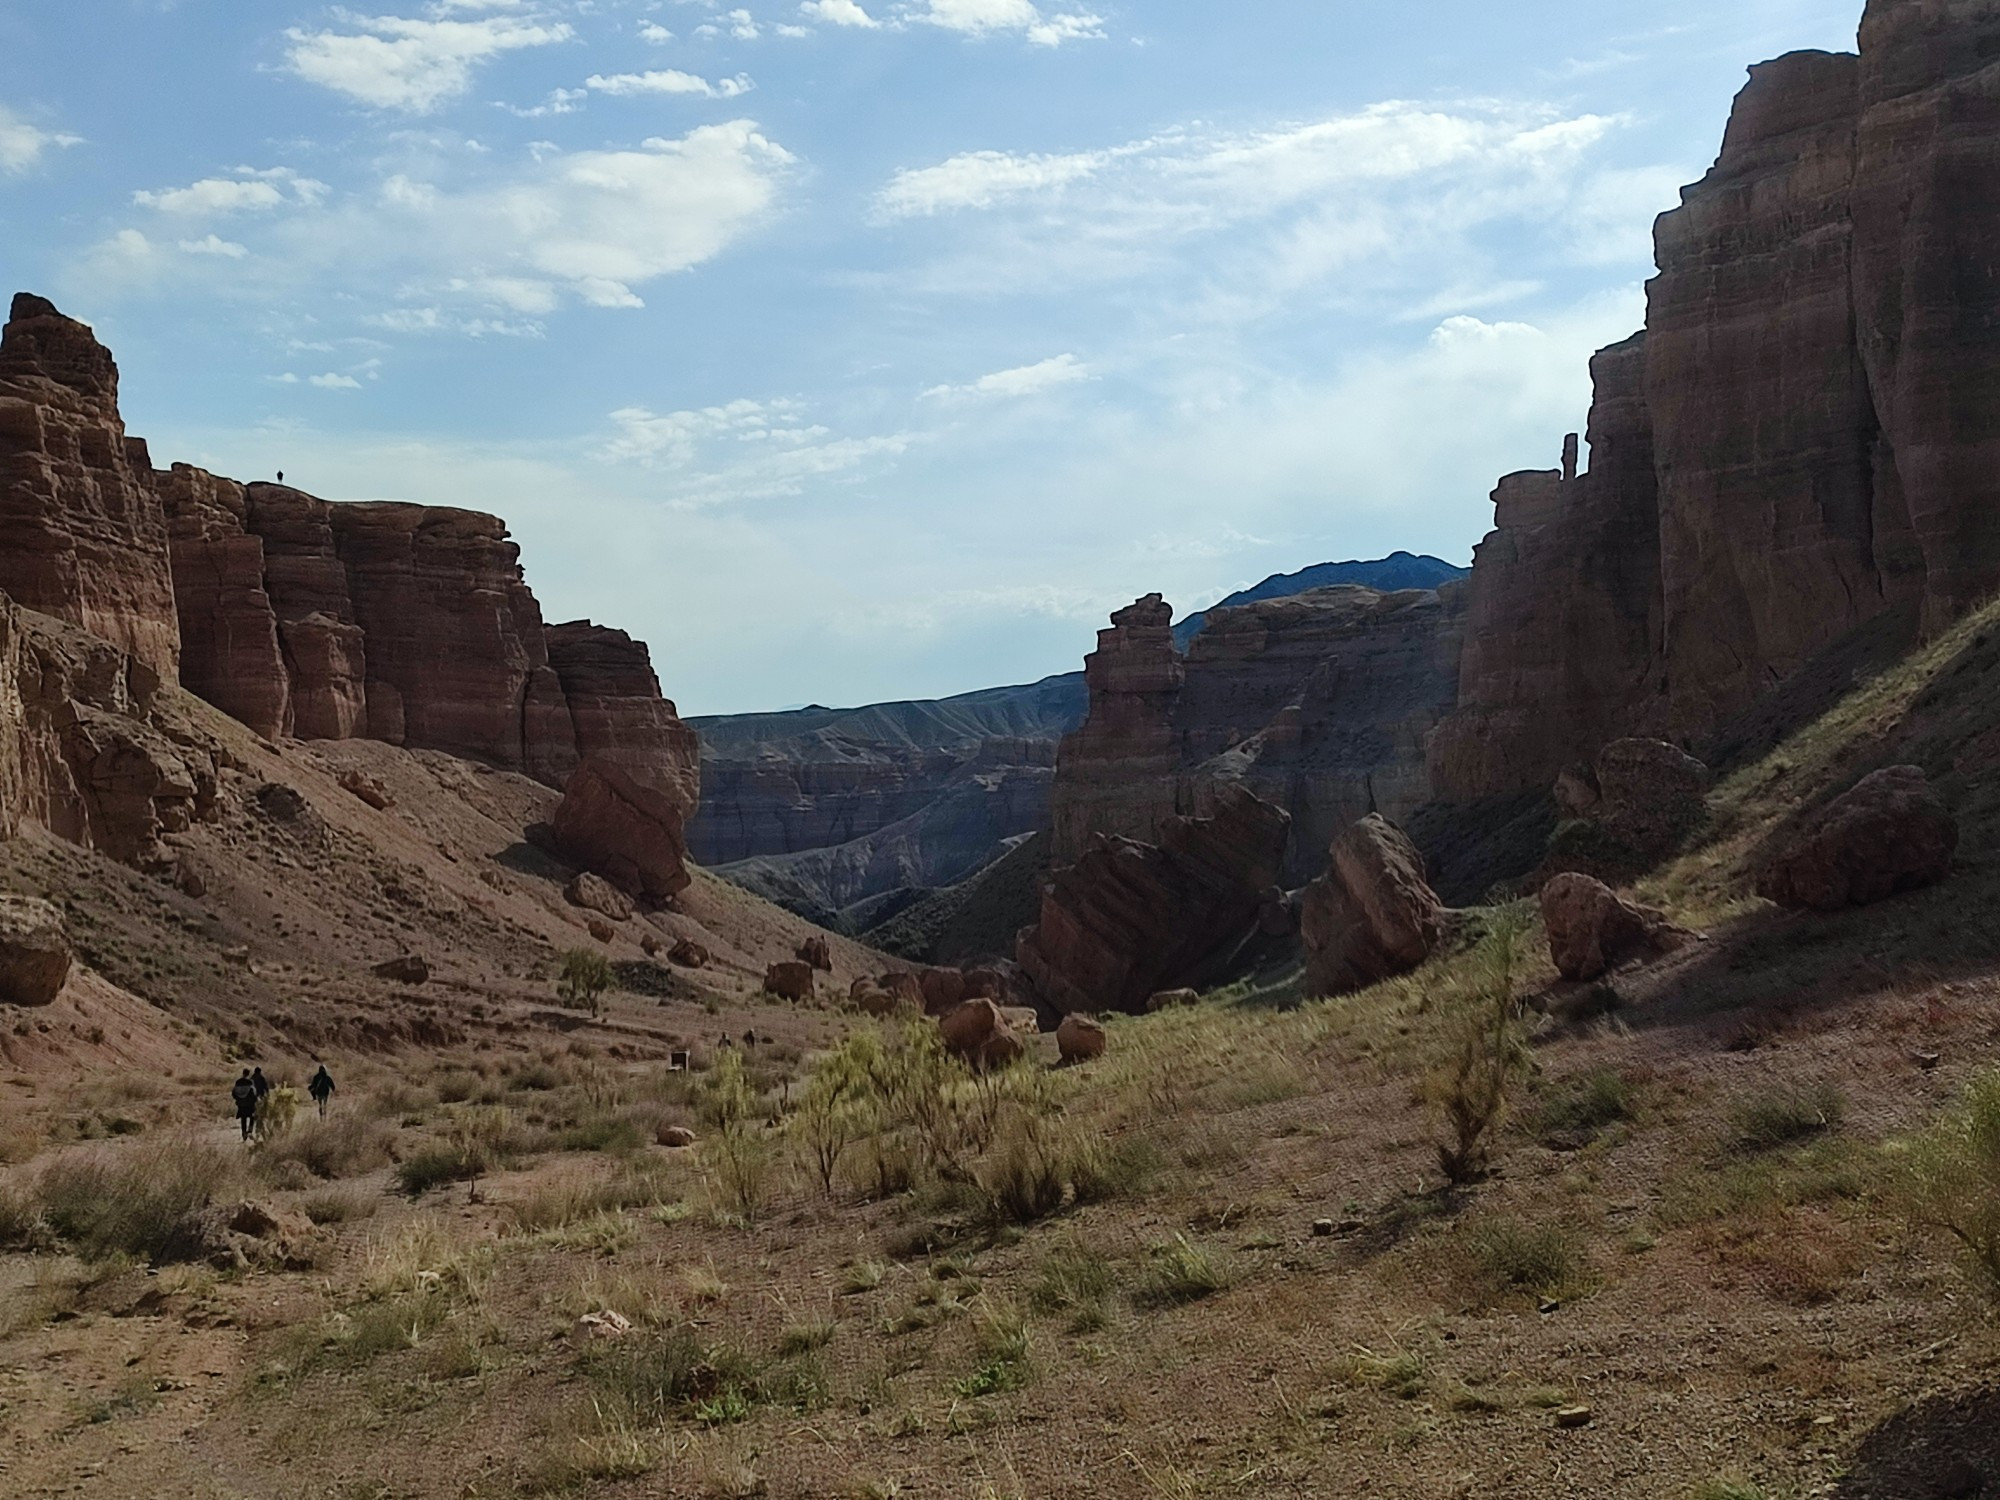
xmin=690 ymin=673 xmax=1087 ymax=761
xmin=1172 ymin=551 xmax=1468 ymax=649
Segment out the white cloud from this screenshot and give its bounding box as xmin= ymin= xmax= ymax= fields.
xmin=637 ymin=21 xmax=674 ymax=42
xmin=135 ymin=167 xmax=328 ymax=214
xmin=178 ymin=234 xmax=250 ymax=258
xmin=923 ymin=352 xmax=1090 ymax=401
xmin=285 ymin=12 xmax=575 ymax=113
xmin=908 ymin=0 xmax=1104 ymax=46
xmin=0 ymin=106 xmax=82 ymax=174
xmin=602 ymin=397 xmax=914 ymax=506
xmin=501 ymin=86 xmax=587 ymax=118
xmin=585 ymin=70 xmax=754 ymax=99
xmin=801 ymin=0 xmax=879 ymax=25
xmin=876 ymin=145 xmax=1124 ymax=217
xmin=309 ymin=372 xmax=364 ymax=389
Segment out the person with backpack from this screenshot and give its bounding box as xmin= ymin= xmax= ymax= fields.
xmin=251 ymin=1066 xmax=271 ymax=1102
xmin=231 ymin=1069 xmax=257 ymax=1141
xmin=307 ymin=1063 xmax=336 ymax=1116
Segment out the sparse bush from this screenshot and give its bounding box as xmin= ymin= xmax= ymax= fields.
xmin=1898 ymin=1069 xmax=2000 ymax=1302
xmin=1335 ymin=1345 xmax=1428 ymax=1399
xmin=297 ymin=1184 xmax=378 ymax=1225
xmin=841 ymin=1259 xmax=887 ymax=1294
xmin=1133 ymin=1234 xmax=1230 ymax=1309
xmin=792 ymin=1032 xmax=881 ymax=1196
xmin=1432 ymin=917 xmax=1530 ymax=1184
xmin=587 ymin=1327 xmax=763 ymax=1422
xmin=701 ymin=1050 xmax=772 ymax=1222
xmin=1029 ymin=1243 xmax=1116 ymax=1333
xmin=35 ymin=1139 xmax=237 ymax=1262
xmin=954 ymin=1298 xmax=1031 ymax=1397
xmin=395 ymin=1144 xmax=474 ymax=1197
xmin=257 ymin=1114 xmax=394 ymax=1181
xmin=1531 ymin=1069 xmax=1632 ymax=1150
xmin=0 ymin=1183 xmax=44 ymax=1250
xmin=1691 ymin=1480 xmax=1784 ymax=1500
xmin=1463 ymin=1216 xmax=1588 ymax=1299
xmin=558 ymin=948 xmax=614 ymax=1016
xmin=1729 ymin=1082 xmax=1845 ymax=1154
xmin=777 ymin=1319 xmax=836 ymax=1356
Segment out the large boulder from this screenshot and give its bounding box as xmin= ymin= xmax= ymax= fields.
xmin=1301 ymin=815 xmax=1448 ymax=997
xmin=1541 ymin=872 xmax=1693 ymax=981
xmin=764 ymin=961 xmax=815 ymax=1001
xmin=1017 ymin=785 xmax=1291 ymax=1015
xmin=551 ymin=756 xmax=693 ymax=904
xmin=372 ymin=953 xmax=431 ymax=986
xmin=1756 ymin=765 xmax=1958 ymax=911
xmin=880 ymin=971 xmax=925 ymax=1009
xmin=936 ymin=999 xmax=1023 ymax=1072
xmin=0 ymin=896 xmax=71 ymax=1005
xmin=797 ymin=935 xmax=832 ymax=972
xmin=1056 ymin=1014 xmax=1106 ymax=1064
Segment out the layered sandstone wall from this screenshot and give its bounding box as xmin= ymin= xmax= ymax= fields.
xmin=1432 ymin=2 xmax=2000 ymax=800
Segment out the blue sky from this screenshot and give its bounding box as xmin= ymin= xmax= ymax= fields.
xmin=1 ymin=0 xmax=1862 ymax=715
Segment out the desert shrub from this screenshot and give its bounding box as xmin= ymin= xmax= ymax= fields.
xmin=1531 ymin=1069 xmax=1632 ymax=1149
xmin=1335 ymin=1345 xmax=1428 ymax=1399
xmin=560 ymin=1110 xmax=650 ymax=1156
xmin=253 ymin=1086 xmax=301 ymax=1141
xmin=792 ymin=1032 xmax=883 ymax=1196
xmin=432 ymin=1068 xmax=483 ymax=1104
xmin=1133 ymin=1234 xmax=1230 ymax=1309
xmin=954 ymin=1298 xmax=1031 ymax=1397
xmin=587 ymin=1327 xmax=764 ymax=1421
xmin=1464 ymin=1216 xmax=1588 ymax=1299
xmin=1898 ymin=1069 xmax=2000 ymax=1301
xmin=1069 ymin=1134 xmax=1163 ymax=1205
xmin=1729 ymin=1081 xmax=1845 ymax=1154
xmin=35 ymin=1139 xmax=237 ymax=1262
xmin=297 ymin=1184 xmax=378 ymax=1225
xmin=0 ymin=1183 xmax=44 ymax=1250
xmin=777 ymin=1319 xmax=836 ymax=1356
xmin=1432 ymin=917 xmax=1531 ymax=1184
xmin=258 ymin=1114 xmax=394 ymax=1181
xmin=1691 ymin=1480 xmax=1784 ymax=1500
xmin=977 ymin=1108 xmax=1074 ymax=1226
xmin=1029 ymin=1243 xmax=1116 ymax=1332
xmin=558 ymin=948 xmax=615 ymax=1016
xmin=396 ymin=1144 xmax=474 ymax=1197
xmin=700 ymin=1050 xmax=772 ymax=1222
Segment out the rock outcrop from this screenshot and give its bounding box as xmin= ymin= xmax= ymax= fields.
xmin=0 ymin=894 xmax=72 ymax=1005
xmin=551 ymin=758 xmax=694 ymax=904
xmin=1300 ymin=814 xmax=1450 ymax=997
xmin=1432 ymin=6 xmax=2000 ymax=803
xmin=159 ymin=465 xmax=290 ymax=740
xmin=1540 ymin=872 xmax=1693 ymax=982
xmin=0 ymin=295 xmax=180 ymax=679
xmin=1017 ymin=786 xmax=1290 ymax=1016
xmin=1756 ymin=765 xmax=1957 ymax=910
xmin=1055 ymin=1013 xmax=1106 ymax=1064
xmin=1053 ymin=587 xmax=1463 ymax=883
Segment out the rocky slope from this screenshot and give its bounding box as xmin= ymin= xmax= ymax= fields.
xmin=1053 ymin=584 xmax=1465 ymax=885
xmin=1432 ymin=0 xmax=2000 ymax=802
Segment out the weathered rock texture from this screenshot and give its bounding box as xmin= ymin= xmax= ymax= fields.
xmin=1433 ymin=5 xmax=2000 ymax=800
xmin=1300 ymin=815 xmax=1449 ymax=998
xmin=0 ymin=894 xmax=72 ymax=1005
xmin=0 ymin=296 xmax=180 ymax=679
xmin=1540 ymin=873 xmax=1694 ymax=982
xmin=1756 ymin=764 xmax=1957 ymax=910
xmin=551 ymin=758 xmax=693 ymax=904
xmin=1017 ymin=786 xmax=1290 ymax=1016
xmin=1054 ymin=587 xmax=1463 ymax=883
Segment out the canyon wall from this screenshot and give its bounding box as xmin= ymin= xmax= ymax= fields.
xmin=1053 ymin=585 xmax=1464 ymax=885
xmin=0 ymin=295 xmax=701 ymax=893
xmin=1433 ymin=1 xmax=2000 ymax=800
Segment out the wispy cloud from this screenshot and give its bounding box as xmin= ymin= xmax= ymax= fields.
xmin=135 ymin=166 xmax=328 ymax=214
xmin=584 ymin=69 xmax=754 ymax=99
xmin=602 ymin=397 xmax=914 ymax=507
xmin=905 ymin=0 xmax=1104 ymax=46
xmin=801 ymin=0 xmax=880 ymax=26
xmin=0 ymin=105 xmax=81 ymax=174
xmin=285 ymin=11 xmax=575 ymax=113
xmin=923 ymin=352 xmax=1090 ymax=401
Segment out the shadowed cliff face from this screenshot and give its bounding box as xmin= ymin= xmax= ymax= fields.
xmin=1433 ymin=0 xmax=2000 ymax=801
xmin=1053 ymin=585 xmax=1465 ymax=886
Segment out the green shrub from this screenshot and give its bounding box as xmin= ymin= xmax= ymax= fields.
xmin=587 ymin=1328 xmax=763 ymax=1422
xmin=1531 ymin=1069 xmax=1632 ymax=1149
xmin=558 ymin=949 xmax=614 ymax=1016
xmin=1432 ymin=917 xmax=1530 ymax=1183
xmin=1029 ymin=1243 xmax=1116 ymax=1333
xmin=954 ymin=1299 xmax=1031 ymax=1397
xmin=1730 ymin=1082 xmax=1845 ymax=1153
xmin=1898 ymin=1070 xmax=2000 ymax=1301
xmin=1464 ymin=1216 xmax=1587 ymax=1299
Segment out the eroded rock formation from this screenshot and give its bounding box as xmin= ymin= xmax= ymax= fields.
xmin=0 ymin=295 xmax=180 ymax=679
xmin=1433 ymin=4 xmax=2000 ymax=803
xmin=1757 ymin=764 xmax=1957 ymax=910
xmin=1017 ymin=785 xmax=1290 ymax=1016
xmin=1300 ymin=814 xmax=1449 ymax=998
xmin=1541 ymin=873 xmax=1694 ymax=982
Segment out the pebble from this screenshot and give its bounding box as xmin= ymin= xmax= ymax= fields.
xmin=1311 ymin=1218 xmax=1335 ymax=1238
xmin=1554 ymin=1405 xmax=1594 ymax=1429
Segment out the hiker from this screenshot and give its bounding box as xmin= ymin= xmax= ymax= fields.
xmin=276 ymin=470 xmax=284 ymax=484
xmin=231 ymin=1069 xmax=258 ymax=1141
xmin=307 ymin=1062 xmax=336 ymax=1116
xmin=251 ymin=1066 xmax=271 ymax=1102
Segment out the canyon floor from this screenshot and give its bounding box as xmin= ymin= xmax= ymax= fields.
xmin=6 ymin=606 xmax=2000 ymax=1500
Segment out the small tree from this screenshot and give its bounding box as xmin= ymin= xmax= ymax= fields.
xmin=557 ymin=947 xmax=614 ymax=1016
xmin=1899 ymin=1070 xmax=2000 ymax=1301
xmin=791 ymin=1032 xmax=882 ymax=1196
xmin=701 ymin=1049 xmax=770 ymax=1221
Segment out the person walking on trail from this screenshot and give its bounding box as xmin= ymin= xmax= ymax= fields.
xmin=307 ymin=1063 xmax=335 ymax=1116
xmin=231 ymin=1069 xmax=258 ymax=1141
xmin=250 ymin=1066 xmax=271 ymax=1102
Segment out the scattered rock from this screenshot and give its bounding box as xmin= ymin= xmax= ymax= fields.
xmin=337 ymin=768 xmax=393 ymax=810
xmin=587 ymin=917 xmax=616 ymax=944
xmin=181 ymin=1199 xmax=319 ymax=1271
xmin=1540 ymin=872 xmax=1693 ymax=982
xmin=551 ymin=757 xmax=693 ymax=905
xmin=372 ymin=953 xmax=431 ymax=986
xmin=0 ymin=895 xmax=72 ymax=1005
xmin=640 ymin=934 xmax=662 ymax=958
xmin=1937 ymin=1459 xmax=1987 ymax=1499
xmin=920 ymin=967 xmax=968 ymax=1016
xmin=851 ymin=984 xmax=898 ymax=1018
xmin=1311 ymin=1218 xmax=1335 ymax=1238
xmin=764 ymin=961 xmax=815 ymax=1002
xmin=879 ymin=972 xmax=925 ymax=1009
xmin=255 ymin=782 xmax=309 ymax=822
xmin=1147 ymin=988 xmax=1199 ymax=1012
xmin=1757 ymin=765 xmax=1958 ymax=910
xmin=668 ymin=938 xmax=710 ymax=969
xmin=1553 ymin=1405 xmax=1593 ymax=1430
xmin=574 ymin=1310 xmax=632 ymax=1341
xmin=1301 ymin=814 xmax=1449 ymax=997
xmin=566 ymin=871 xmax=634 ymax=922
xmin=657 ymin=1125 xmax=697 ymax=1149
xmin=1056 ymin=1013 xmax=1106 ymax=1064
xmin=797 ymin=934 xmax=832 ymax=971
xmin=937 ymin=999 xmax=1024 ymax=1072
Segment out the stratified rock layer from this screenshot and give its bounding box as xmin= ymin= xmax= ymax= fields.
xmin=1050 ymin=594 xmax=1184 ymax=862
xmin=1017 ymin=785 xmax=1290 ymax=1016
xmin=1432 ymin=4 xmax=2000 ymax=800
xmin=0 ymin=295 xmax=180 ymax=680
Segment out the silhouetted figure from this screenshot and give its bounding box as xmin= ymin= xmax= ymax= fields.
xmin=250 ymin=1066 xmax=271 ymax=1101
xmin=231 ymin=1069 xmax=257 ymax=1140
xmin=276 ymin=470 xmax=284 ymax=484
xmin=741 ymin=1029 xmax=757 ymax=1046
xmin=307 ymin=1063 xmax=336 ymax=1116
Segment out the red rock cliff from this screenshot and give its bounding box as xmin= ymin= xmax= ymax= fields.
xmin=0 ymin=295 xmax=181 ymax=680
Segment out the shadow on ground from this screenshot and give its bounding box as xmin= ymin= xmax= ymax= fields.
xmin=1834 ymin=1385 xmax=2000 ymax=1499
